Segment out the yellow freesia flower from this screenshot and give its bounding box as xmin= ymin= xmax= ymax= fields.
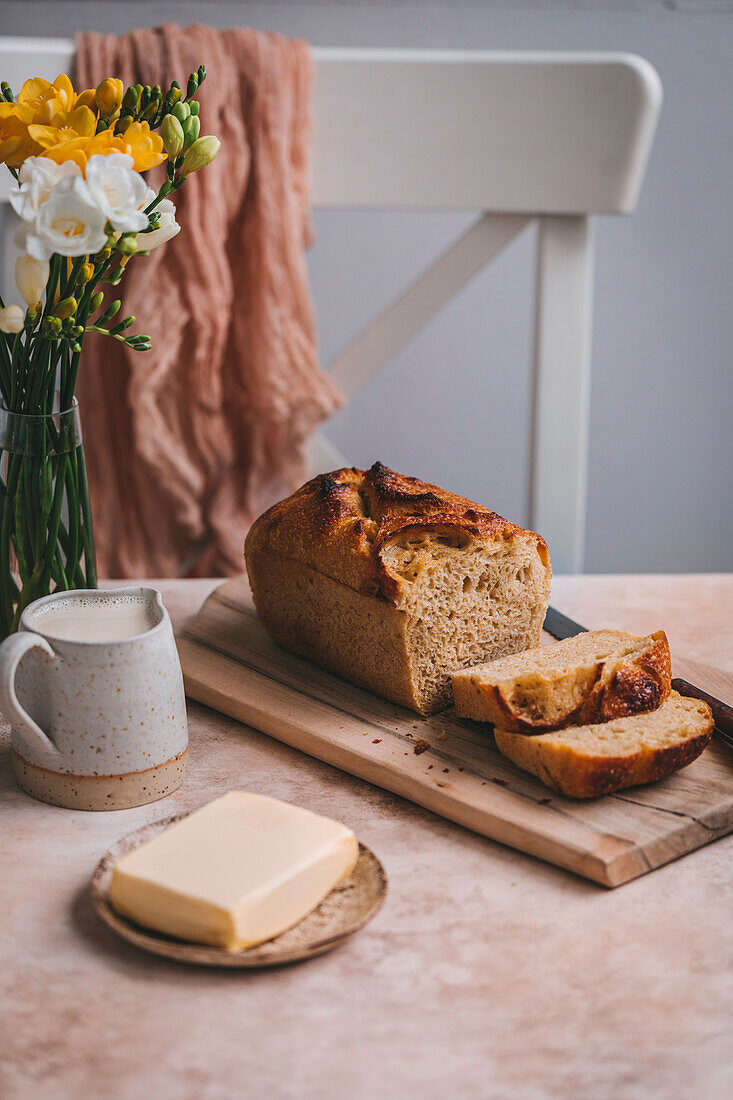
xmin=27 ymin=105 xmax=98 ymax=172
xmin=34 ymin=138 xmax=92 ymax=172
xmin=18 ymin=74 xmax=86 ymax=124
xmin=28 ymin=105 xmax=97 ymax=149
xmin=0 ymin=75 xmax=96 ymax=168
xmin=0 ymin=103 xmax=39 ymax=168
xmin=79 ymin=129 xmax=126 ymax=160
xmin=80 ymin=121 xmax=166 ymax=172
xmin=0 ymin=73 xmax=167 ymax=174
xmin=112 ymin=122 xmax=167 ymax=172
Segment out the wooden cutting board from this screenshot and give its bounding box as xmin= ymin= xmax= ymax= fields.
xmin=178 ymin=578 xmax=733 ymax=888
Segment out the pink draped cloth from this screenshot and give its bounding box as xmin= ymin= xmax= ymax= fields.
xmin=74 ymin=25 xmax=340 ymax=577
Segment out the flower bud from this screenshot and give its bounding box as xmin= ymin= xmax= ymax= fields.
xmin=182 ymin=135 xmax=220 ymax=175
xmin=140 ymin=92 xmax=161 ymax=123
xmin=90 ymin=291 xmax=104 ymax=312
xmin=54 ymin=297 xmax=77 ymax=321
xmin=182 ymin=115 xmax=200 ymax=148
xmin=164 ymin=86 xmax=182 ymax=109
xmin=172 ymin=101 xmax=190 ymax=123
xmin=76 ymin=89 xmax=97 ymax=111
xmin=78 ymin=262 xmax=95 ymax=286
xmin=161 ymin=114 xmax=185 ymax=158
xmin=0 ymin=305 xmax=25 ymax=334
xmin=117 ymin=234 xmax=139 ymax=256
xmin=114 ymin=113 xmax=134 ymax=135
xmin=121 ymin=83 xmax=141 ymax=115
xmin=188 ymin=100 xmax=200 ymax=117
xmin=102 ymin=299 xmax=122 ymax=323
xmin=96 ymin=77 xmax=124 ymax=119
xmin=15 ymin=254 xmax=49 ymax=308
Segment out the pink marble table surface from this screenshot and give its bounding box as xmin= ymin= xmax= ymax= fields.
xmin=2 ymin=574 xmax=732 ymax=1100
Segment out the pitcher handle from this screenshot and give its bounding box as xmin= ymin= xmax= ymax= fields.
xmin=0 ymin=632 xmax=62 ymax=764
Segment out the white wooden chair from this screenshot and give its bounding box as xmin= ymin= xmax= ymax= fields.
xmin=0 ymin=40 xmax=662 ymax=572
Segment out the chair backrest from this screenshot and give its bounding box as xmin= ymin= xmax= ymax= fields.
xmin=0 ymin=39 xmax=662 ymax=572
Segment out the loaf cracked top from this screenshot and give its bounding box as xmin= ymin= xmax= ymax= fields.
xmin=245 ymin=463 xmax=551 ymax=605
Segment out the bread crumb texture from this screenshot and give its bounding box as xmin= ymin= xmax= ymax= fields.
xmin=452 ymin=629 xmax=671 ymax=732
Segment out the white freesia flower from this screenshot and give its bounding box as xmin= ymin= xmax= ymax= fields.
xmin=8 ymin=156 xmax=81 ymax=223
xmin=14 ymin=221 xmax=31 ymax=253
xmin=15 ymin=254 xmax=49 ymax=307
xmin=85 ymin=153 xmax=149 ymax=233
xmin=0 ymin=305 xmax=25 ymax=334
xmin=140 ymin=198 xmax=180 ymax=251
xmin=25 ymin=175 xmax=108 ymax=261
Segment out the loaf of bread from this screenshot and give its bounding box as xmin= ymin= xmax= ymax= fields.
xmin=493 ymin=690 xmax=713 ymax=798
xmin=245 ymin=463 xmax=552 ymax=715
xmin=452 ymin=629 xmax=671 ymax=733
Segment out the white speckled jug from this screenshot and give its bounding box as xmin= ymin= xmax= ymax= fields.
xmin=0 ymin=587 xmax=188 ymax=810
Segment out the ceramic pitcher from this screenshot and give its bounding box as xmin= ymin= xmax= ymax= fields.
xmin=0 ymin=586 xmax=188 ymax=810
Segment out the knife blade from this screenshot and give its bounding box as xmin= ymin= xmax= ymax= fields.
xmin=542 ymin=606 xmax=587 ymax=642
xmin=542 ymin=606 xmax=733 ymax=745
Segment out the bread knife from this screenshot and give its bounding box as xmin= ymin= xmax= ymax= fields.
xmin=543 ymin=607 xmax=733 ymax=745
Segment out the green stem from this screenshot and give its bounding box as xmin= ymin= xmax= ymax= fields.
xmin=9 ymin=331 xmax=24 ymax=411
xmin=51 ymin=547 xmax=68 ymax=591
xmin=28 ymin=453 xmax=68 ymax=611
xmin=11 ymin=525 xmax=29 ymax=585
xmin=0 ymin=332 xmax=12 ymax=395
xmin=77 ymin=444 xmax=96 ymax=588
xmin=65 ymin=447 xmax=80 ymax=583
xmin=60 ymin=256 xmax=84 ymax=298
xmin=57 ymin=522 xmax=86 ymax=587
xmin=0 ymin=452 xmax=22 ymax=634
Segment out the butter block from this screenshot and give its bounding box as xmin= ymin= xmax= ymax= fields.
xmin=110 ymin=792 xmax=359 ymax=951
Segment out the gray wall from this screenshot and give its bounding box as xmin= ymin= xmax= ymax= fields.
xmin=3 ymin=1 xmax=732 ymax=572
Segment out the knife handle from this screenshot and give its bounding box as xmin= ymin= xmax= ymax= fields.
xmin=672 ymin=677 xmax=733 ymax=740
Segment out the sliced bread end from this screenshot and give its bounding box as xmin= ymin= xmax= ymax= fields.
xmin=493 ymin=690 xmax=713 ymax=799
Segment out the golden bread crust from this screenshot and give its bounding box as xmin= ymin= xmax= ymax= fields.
xmin=597 ymin=631 xmax=671 ymax=722
xmin=243 ymin=549 xmax=420 ymax=710
xmin=245 ymin=462 xmax=550 ymax=605
xmin=493 ymin=692 xmax=714 ymax=798
xmin=454 ymin=630 xmax=672 ymax=734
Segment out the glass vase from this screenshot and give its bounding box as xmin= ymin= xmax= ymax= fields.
xmin=0 ymin=397 xmax=97 ymax=637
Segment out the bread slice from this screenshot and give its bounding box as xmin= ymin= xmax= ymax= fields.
xmin=245 ymin=463 xmax=551 ymax=715
xmin=493 ymin=691 xmax=713 ymax=798
xmin=451 ymin=629 xmax=671 ymax=733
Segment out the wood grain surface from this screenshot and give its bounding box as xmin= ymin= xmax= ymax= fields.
xmin=178 ymin=578 xmax=733 ymax=888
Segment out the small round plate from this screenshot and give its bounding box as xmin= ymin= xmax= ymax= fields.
xmin=91 ymin=813 xmax=387 ymax=968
